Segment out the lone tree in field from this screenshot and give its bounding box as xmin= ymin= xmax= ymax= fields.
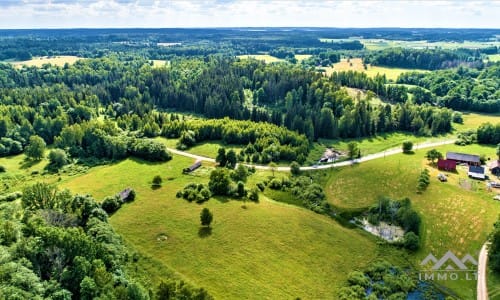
xmin=152 ymin=175 xmax=162 ymax=187
xmin=425 ymin=149 xmax=443 ymax=165
xmin=402 ymin=141 xmax=413 ymax=153
xmin=347 ymin=142 xmax=359 ymax=160
xmin=25 ymin=135 xmax=46 ymax=160
xmin=216 ymin=147 xmax=227 ymax=167
xmin=200 ymin=208 xmax=213 ymax=227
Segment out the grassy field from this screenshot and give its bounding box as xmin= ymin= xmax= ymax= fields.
xmin=150 ymin=60 xmax=170 ymax=68
xmin=294 ymin=54 xmax=312 ymax=61
xmin=9 ymin=56 xmax=82 ymax=68
xmin=236 ymin=54 xmax=284 ymax=63
xmin=60 ymin=153 xmax=407 ymax=299
xmin=487 ymin=54 xmax=500 ymax=62
xmin=323 ymin=58 xmax=428 ymax=81
xmin=322 ymin=143 xmax=500 ymax=299
xmin=454 ymin=112 xmax=500 ymax=131
xmin=320 ymin=38 xmax=500 ymax=51
xmin=489 ymin=271 xmax=500 ymax=300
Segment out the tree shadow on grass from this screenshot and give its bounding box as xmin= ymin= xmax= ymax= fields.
xmin=211 ymin=195 xmax=229 ymax=203
xmin=198 ymin=226 xmax=212 ymax=238
xmin=20 ymin=158 xmax=42 ymax=169
xmin=151 ymin=184 xmax=162 ymax=190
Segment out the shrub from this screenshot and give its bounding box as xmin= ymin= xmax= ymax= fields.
xmin=200 ymin=208 xmax=213 ymax=227
xmin=403 ymin=232 xmax=420 ymax=251
xmin=268 ymin=178 xmax=282 ymax=190
xmin=402 ymin=141 xmax=413 ymax=153
xmin=256 ymin=182 xmax=266 ymax=191
xmin=48 ymin=148 xmax=69 ymax=169
xmin=290 ymin=161 xmax=301 ymax=176
xmin=152 ymin=175 xmax=162 ymax=187
xmin=248 ymin=187 xmax=259 ymax=202
xmin=0 ymin=165 xmax=5 ymax=172
xmin=101 ymin=196 xmax=121 ymax=214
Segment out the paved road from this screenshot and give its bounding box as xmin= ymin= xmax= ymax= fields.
xmin=477 ymin=243 xmax=490 ymax=300
xmin=169 ymin=139 xmax=456 ymax=171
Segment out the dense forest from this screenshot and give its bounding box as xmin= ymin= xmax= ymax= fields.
xmin=0 ymin=55 xmax=457 ymax=165
xmin=397 ymin=63 xmax=500 ymax=112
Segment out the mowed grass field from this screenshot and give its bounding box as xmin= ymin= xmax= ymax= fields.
xmin=323 ymin=58 xmax=428 ymax=81
xmin=236 ymin=54 xmax=284 ymax=63
xmin=322 ymin=143 xmax=500 ymax=298
xmin=9 ymin=56 xmax=82 ymax=68
xmin=60 ymin=154 xmax=406 ymax=299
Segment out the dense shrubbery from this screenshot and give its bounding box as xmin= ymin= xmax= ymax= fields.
xmin=177 ymin=183 xmax=211 ymax=203
xmin=367 ymin=197 xmax=421 ymax=250
xmin=490 ymin=216 xmax=500 ymax=273
xmin=477 ymin=122 xmax=500 ymax=144
xmin=339 ymin=260 xmax=417 ymax=299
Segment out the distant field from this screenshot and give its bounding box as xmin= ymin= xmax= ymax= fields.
xmin=294 ymin=54 xmax=311 ymax=61
xmin=237 ymin=54 xmax=284 ymax=63
xmin=487 ymin=54 xmax=500 ymax=62
xmin=323 ymin=58 xmax=428 ymax=81
xmin=320 ymin=38 xmax=500 ymax=51
xmin=322 ymin=143 xmax=500 ymax=299
xmin=61 ymin=154 xmax=406 ymax=299
xmin=150 ymin=59 xmax=170 ymax=68
xmin=453 ymin=112 xmax=500 ymax=131
xmin=9 ymin=56 xmax=82 ymax=68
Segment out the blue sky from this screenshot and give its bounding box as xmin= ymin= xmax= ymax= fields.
xmin=0 ymin=0 xmax=498 ymax=29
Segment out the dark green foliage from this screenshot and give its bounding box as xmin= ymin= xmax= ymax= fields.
xmin=402 ymin=141 xmax=413 ymax=153
xmin=48 ymin=148 xmax=69 ymax=169
xmin=226 ymin=149 xmax=237 ymax=169
xmin=208 ymin=169 xmax=231 ymax=196
xmin=452 ymin=112 xmax=463 ymax=124
xmin=0 ymin=165 xmax=5 ymax=172
xmin=455 ymin=130 xmax=476 ymax=146
xmin=477 ymin=122 xmax=500 ymax=144
xmin=490 ymin=216 xmax=500 ymax=273
xmin=368 ymin=197 xmax=421 ymax=237
xmin=403 ymin=232 xmax=420 ymax=251
xmin=425 ymin=149 xmax=443 ymax=164
xmin=129 ymin=138 xmax=171 ymax=162
xmin=340 ymin=260 xmax=417 ymax=299
xmin=200 ymin=208 xmax=213 ymax=227
xmin=231 ymin=164 xmax=248 ymax=182
xmin=101 ymin=196 xmax=122 ymax=214
xmin=290 ymin=161 xmax=301 ymax=176
xmin=216 ymin=147 xmax=227 ymax=167
xmin=347 ymin=142 xmax=359 ymax=160
xmin=25 ymin=135 xmax=46 ymax=160
xmin=177 ymin=183 xmax=211 ymax=203
xmin=248 ymin=187 xmax=259 ymax=202
xmin=152 ymin=175 xmax=163 ymax=187
xmin=156 ymin=280 xmax=213 ymax=300
xmin=416 ymin=169 xmax=430 ymax=193
xmin=0 ymin=191 xmax=22 ymax=202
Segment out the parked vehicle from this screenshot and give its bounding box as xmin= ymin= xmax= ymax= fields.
xmin=437 ymin=173 xmax=447 ymax=182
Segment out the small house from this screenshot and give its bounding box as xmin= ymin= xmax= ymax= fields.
xmin=118 ymin=188 xmax=134 ymax=202
xmin=183 ymin=160 xmax=202 ymax=173
xmin=446 ymin=152 xmax=480 ymax=166
xmin=468 ymin=166 xmax=486 ymax=180
xmin=489 ymin=160 xmax=500 ymax=176
xmin=437 ymin=159 xmax=456 ymax=171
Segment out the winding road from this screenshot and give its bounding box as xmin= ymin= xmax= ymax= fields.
xmin=167 ymin=139 xmax=456 ymax=171
xmin=167 ymin=137 xmax=491 ymax=299
xmin=477 ymin=243 xmax=490 ymax=300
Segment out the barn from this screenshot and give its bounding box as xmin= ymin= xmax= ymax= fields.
xmin=489 ymin=160 xmax=500 ymax=176
xmin=183 ymin=160 xmax=202 ymax=173
xmin=446 ymin=152 xmax=480 ymax=166
xmin=468 ymin=166 xmax=486 ymax=180
xmin=437 ymin=159 xmax=456 ymax=171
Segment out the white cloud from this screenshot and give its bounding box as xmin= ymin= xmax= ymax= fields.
xmin=0 ymin=0 xmax=498 ymax=28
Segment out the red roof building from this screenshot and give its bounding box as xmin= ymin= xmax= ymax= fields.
xmin=437 ymin=159 xmax=456 ymax=171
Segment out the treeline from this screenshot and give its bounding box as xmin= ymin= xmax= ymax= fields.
xmin=364 ymin=48 xmax=484 ymax=70
xmin=0 ymin=56 xmax=454 ymax=163
xmin=0 ymin=182 xmax=211 ymax=299
xmin=161 ymin=117 xmax=310 ymax=163
xmin=398 ymin=63 xmax=500 ymax=112
xmin=477 ymin=122 xmax=500 ymax=144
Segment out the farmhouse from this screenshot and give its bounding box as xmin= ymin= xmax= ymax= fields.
xmin=489 ymin=160 xmax=500 ymax=176
xmin=183 ymin=160 xmax=202 ymax=173
xmin=437 ymin=159 xmax=456 ymax=171
xmin=468 ymin=166 xmax=486 ymax=180
xmin=446 ymin=152 xmax=480 ymax=166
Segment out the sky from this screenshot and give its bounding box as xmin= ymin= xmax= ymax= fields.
xmin=0 ymin=0 xmax=498 ymax=29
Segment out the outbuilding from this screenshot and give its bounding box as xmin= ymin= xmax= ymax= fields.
xmin=468 ymin=165 xmax=486 ymax=180
xmin=446 ymin=152 xmax=481 ymax=166
xmin=489 ymin=160 xmax=500 ymax=176
xmin=437 ymin=159 xmax=456 ymax=171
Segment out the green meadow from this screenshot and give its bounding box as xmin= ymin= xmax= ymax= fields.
xmin=60 ymin=154 xmax=406 ymax=299
xmin=322 ymin=143 xmax=500 ymax=299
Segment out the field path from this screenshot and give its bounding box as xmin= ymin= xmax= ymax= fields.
xmin=167 ymin=139 xmax=455 ymax=170
xmin=477 ymin=243 xmax=490 ymax=300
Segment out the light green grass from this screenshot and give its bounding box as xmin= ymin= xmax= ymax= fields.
xmin=324 ymin=58 xmax=428 ymax=81
xmin=294 ymin=54 xmax=312 ymax=61
xmin=322 ymin=143 xmax=500 ymax=299
xmin=61 ymin=154 xmax=407 ymax=299
xmin=487 ymin=54 xmax=500 ymax=62
xmin=489 ymin=271 xmax=500 ymax=300
xmin=150 ymin=60 xmax=170 ymax=68
xmin=453 ymin=112 xmax=500 ymax=132
xmin=236 ymin=54 xmax=284 ymax=63
xmin=9 ymin=56 xmax=82 ymax=68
